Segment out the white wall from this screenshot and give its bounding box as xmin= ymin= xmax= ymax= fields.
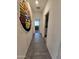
xmin=17 ymin=0 xmax=33 ymax=59
xmin=17 ymin=18 xmax=33 ymax=59
xmin=43 ymin=0 xmax=61 ymax=59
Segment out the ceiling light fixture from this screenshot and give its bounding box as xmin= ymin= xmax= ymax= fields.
xmin=35 ymin=0 xmax=39 ymax=5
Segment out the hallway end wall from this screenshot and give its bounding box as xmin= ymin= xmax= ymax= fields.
xmin=32 ymin=11 xmax=43 ymax=35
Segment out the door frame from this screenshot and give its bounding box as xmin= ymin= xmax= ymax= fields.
xmin=44 ymin=12 xmax=49 ymax=38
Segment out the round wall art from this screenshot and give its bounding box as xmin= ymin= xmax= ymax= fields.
xmin=19 ymin=0 xmax=32 ymax=32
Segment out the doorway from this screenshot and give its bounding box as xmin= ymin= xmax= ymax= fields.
xmin=34 ymin=18 xmax=40 ymax=31
xmin=44 ymin=12 xmax=49 ymax=38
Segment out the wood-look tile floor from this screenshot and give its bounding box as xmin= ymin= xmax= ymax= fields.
xmin=25 ymin=31 xmax=52 ymax=59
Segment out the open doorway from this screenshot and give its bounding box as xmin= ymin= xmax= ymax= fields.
xmin=34 ymin=18 xmax=40 ymax=31
xmin=44 ymin=12 xmax=49 ymax=38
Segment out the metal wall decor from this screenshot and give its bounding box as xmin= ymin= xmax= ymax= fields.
xmin=19 ymin=0 xmax=31 ymax=32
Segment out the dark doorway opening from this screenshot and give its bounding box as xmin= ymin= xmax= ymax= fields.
xmin=35 ymin=26 xmax=39 ymax=30
xmin=44 ymin=12 xmax=49 ymax=38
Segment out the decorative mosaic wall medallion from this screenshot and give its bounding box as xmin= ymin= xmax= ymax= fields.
xmin=19 ymin=0 xmax=31 ymax=32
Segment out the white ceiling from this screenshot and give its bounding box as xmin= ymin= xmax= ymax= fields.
xmin=27 ymin=0 xmax=48 ymax=12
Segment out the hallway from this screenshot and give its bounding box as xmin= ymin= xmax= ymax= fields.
xmin=17 ymin=0 xmax=61 ymax=59
xmin=25 ymin=31 xmax=51 ymax=59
